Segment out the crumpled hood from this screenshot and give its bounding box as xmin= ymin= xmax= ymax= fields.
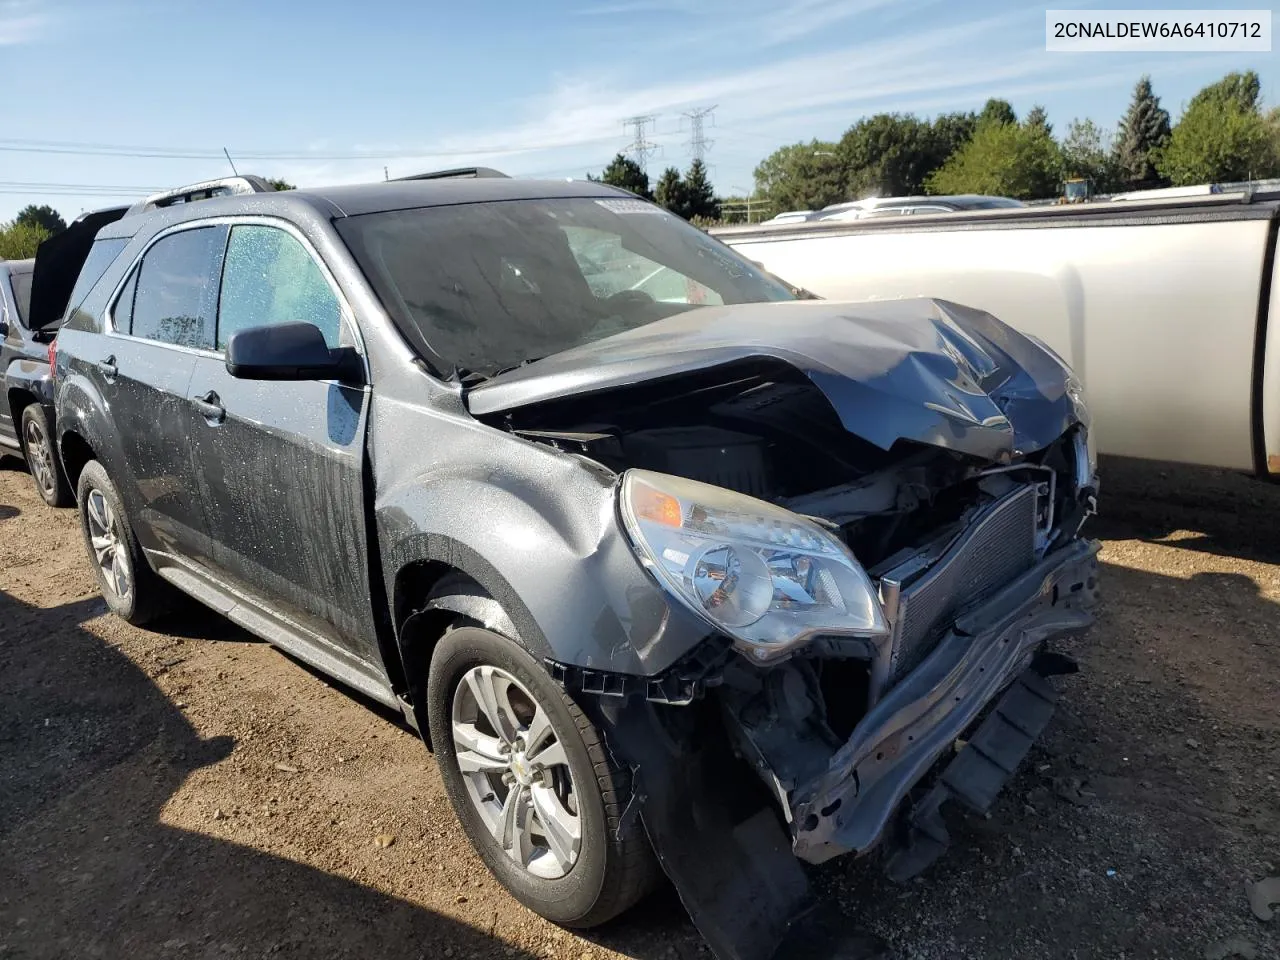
xmin=465 ymin=298 xmax=1085 ymax=462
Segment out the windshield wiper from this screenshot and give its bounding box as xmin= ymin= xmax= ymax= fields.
xmin=454 ymin=357 xmax=545 ymax=385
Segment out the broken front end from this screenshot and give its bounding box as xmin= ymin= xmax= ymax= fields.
xmin=482 ymin=299 xmax=1102 ymax=960
xmin=558 ymin=428 xmax=1097 ymax=958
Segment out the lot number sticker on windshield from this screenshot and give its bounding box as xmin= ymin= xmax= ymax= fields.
xmin=594 ymin=199 xmax=667 ymax=215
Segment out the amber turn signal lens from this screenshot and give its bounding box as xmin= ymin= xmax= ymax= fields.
xmin=632 ymin=483 xmax=683 ymax=527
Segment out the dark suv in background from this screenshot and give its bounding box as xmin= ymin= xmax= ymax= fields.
xmin=2 ymin=207 xmax=133 ymax=506
xmin=47 ymin=172 xmax=1100 ymax=960
xmin=0 ymin=256 xmax=69 ymax=504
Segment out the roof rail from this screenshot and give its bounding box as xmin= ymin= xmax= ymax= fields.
xmin=125 ymin=175 xmax=277 ymax=216
xmin=392 ymin=167 xmax=510 ymax=181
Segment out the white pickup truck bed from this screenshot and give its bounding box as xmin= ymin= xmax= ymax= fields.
xmin=712 ymin=192 xmax=1280 ymax=477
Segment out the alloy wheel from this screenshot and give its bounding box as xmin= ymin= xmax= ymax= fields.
xmin=451 ymin=665 xmax=582 ymax=880
xmin=23 ymin=416 xmax=55 ymax=499
xmin=85 ymin=488 xmax=132 ymax=601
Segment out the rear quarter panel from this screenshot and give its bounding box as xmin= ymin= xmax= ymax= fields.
xmin=1260 ymin=226 xmax=1280 ymax=476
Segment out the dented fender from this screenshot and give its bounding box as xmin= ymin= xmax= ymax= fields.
xmin=370 ymin=394 xmax=712 ymax=676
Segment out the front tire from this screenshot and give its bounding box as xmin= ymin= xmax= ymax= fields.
xmin=20 ymin=405 xmax=71 ymax=507
xmin=426 ymin=625 xmax=658 ymax=928
xmin=76 ymin=460 xmax=176 ymax=625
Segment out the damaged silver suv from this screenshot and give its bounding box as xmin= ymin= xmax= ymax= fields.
xmin=49 ymin=171 xmax=1099 ymax=960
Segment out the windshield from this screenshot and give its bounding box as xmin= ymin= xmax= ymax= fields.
xmin=336 ymin=197 xmax=795 ymax=378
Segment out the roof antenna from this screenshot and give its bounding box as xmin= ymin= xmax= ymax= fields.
xmin=222 ymin=147 xmax=240 ymax=177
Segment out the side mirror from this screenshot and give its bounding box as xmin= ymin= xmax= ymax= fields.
xmin=225 ymin=321 xmax=364 ymax=384
xmin=0 ymin=319 xmax=8 ymax=338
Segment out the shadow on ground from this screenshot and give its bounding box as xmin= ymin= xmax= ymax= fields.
xmin=1091 ymin=454 xmax=1280 ymax=565
xmin=0 ymin=589 xmax=538 ymax=960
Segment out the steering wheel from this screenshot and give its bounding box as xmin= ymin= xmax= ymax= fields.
xmin=604 ymin=289 xmax=656 ymax=309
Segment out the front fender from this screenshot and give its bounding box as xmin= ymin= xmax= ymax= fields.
xmin=376 ymin=448 xmax=712 ymax=678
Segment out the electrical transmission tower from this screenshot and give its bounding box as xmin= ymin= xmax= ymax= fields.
xmin=622 ymin=114 xmax=660 ymax=172
xmin=682 ymin=105 xmax=717 ymax=164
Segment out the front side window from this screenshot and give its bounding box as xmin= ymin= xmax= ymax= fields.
xmin=130 ymin=227 xmax=225 ymax=350
xmin=217 ymin=224 xmax=342 ymax=350
xmin=336 ymin=196 xmax=793 ymax=378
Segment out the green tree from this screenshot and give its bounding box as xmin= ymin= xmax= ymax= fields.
xmin=1115 ymin=75 xmax=1171 ymax=189
xmin=592 ymin=154 xmax=652 ymax=200
xmin=1187 ymin=69 xmax=1262 ymax=113
xmin=1269 ymin=107 xmax=1280 ymax=169
xmin=926 ymin=119 xmax=1062 ymax=199
xmin=654 ymin=166 xmax=687 ymax=214
xmin=927 ymin=111 xmax=977 ymax=162
xmin=979 ymin=98 xmax=1017 ymax=128
xmin=15 ymin=204 xmax=66 ymax=235
xmin=265 ymin=178 xmax=295 ymax=191
xmin=837 ymin=113 xmax=937 ymax=197
xmin=682 ymin=159 xmax=719 ymax=220
xmin=752 ymin=140 xmax=844 ymax=212
xmin=1062 ymin=118 xmax=1120 ymax=192
xmin=1023 ymin=105 xmax=1052 ymax=137
xmin=0 ymin=221 xmax=51 ymax=260
xmin=1157 ymin=96 xmax=1280 ymax=185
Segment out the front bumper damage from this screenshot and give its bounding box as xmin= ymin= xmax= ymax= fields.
xmin=582 ymin=536 xmax=1100 ymax=960
xmin=790 ymin=536 xmax=1099 ymax=868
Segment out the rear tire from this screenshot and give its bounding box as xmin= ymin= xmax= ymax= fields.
xmin=20 ymin=405 xmax=71 ymax=507
xmin=426 ymin=625 xmax=659 ymax=928
xmin=75 ymin=460 xmax=177 ymax=625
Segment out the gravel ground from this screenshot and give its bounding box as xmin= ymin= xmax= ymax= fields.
xmin=0 ymin=455 xmax=1277 ymax=960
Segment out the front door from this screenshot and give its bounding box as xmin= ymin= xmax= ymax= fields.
xmin=185 ymin=222 xmax=378 ymax=661
xmin=97 ymin=225 xmax=227 ymax=565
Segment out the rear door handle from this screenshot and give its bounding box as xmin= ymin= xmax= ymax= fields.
xmin=192 ymin=391 xmax=225 ymax=424
xmin=97 ymin=355 xmax=117 ymax=380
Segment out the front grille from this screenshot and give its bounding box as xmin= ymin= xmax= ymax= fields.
xmin=884 ymin=484 xmax=1039 ymax=684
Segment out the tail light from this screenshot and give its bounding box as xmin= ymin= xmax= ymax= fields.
xmin=47 ymin=338 xmax=57 ymax=380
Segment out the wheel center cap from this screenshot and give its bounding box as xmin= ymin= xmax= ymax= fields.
xmin=510 ymin=752 xmax=534 ymax=787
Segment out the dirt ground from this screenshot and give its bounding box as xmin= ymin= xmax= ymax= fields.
xmin=0 ymin=454 xmax=1277 ymax=960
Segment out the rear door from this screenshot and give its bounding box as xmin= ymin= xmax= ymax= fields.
xmin=0 ymin=263 xmax=40 ymax=448
xmin=0 ymin=267 xmax=23 ymax=445
xmin=98 ymin=224 xmax=226 ymax=565
xmin=185 ymin=220 xmax=378 ymax=660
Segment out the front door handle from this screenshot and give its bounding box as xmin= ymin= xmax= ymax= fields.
xmin=192 ymin=391 xmax=225 ymax=424
xmin=97 ymin=355 xmax=117 ymax=380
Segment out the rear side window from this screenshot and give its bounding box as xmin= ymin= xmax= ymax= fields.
xmin=217 ymin=225 xmax=342 ymax=349
xmin=10 ymin=271 xmax=33 ymax=327
xmin=65 ymin=237 xmax=128 ymax=320
xmin=130 ymin=227 xmax=226 ymax=350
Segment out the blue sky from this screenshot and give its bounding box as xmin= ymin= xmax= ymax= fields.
xmin=1 ymin=0 xmax=1276 ymax=221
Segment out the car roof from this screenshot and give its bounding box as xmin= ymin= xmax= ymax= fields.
xmin=0 ymin=258 xmax=34 ymax=276
xmin=95 ymin=177 xmax=637 ymax=239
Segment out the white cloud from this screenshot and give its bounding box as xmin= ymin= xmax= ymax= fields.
xmin=571 ymin=0 xmax=695 ymax=15
xmin=0 ymin=0 xmax=45 ymax=44
xmin=260 ymin=4 xmax=1135 ymax=191
xmin=762 ymin=0 xmax=919 ymax=45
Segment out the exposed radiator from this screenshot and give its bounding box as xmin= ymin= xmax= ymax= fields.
xmin=881 ymin=484 xmax=1039 ymax=685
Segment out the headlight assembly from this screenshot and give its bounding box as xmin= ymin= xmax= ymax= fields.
xmin=619 ymin=470 xmax=888 ymax=661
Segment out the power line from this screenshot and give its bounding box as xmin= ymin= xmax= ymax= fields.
xmin=0 ymin=181 xmax=163 ymax=190
xmin=0 ymin=134 xmax=624 ymax=162
xmin=682 ymin=105 xmax=717 ymax=163
xmin=621 ymin=115 xmax=660 ymax=173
